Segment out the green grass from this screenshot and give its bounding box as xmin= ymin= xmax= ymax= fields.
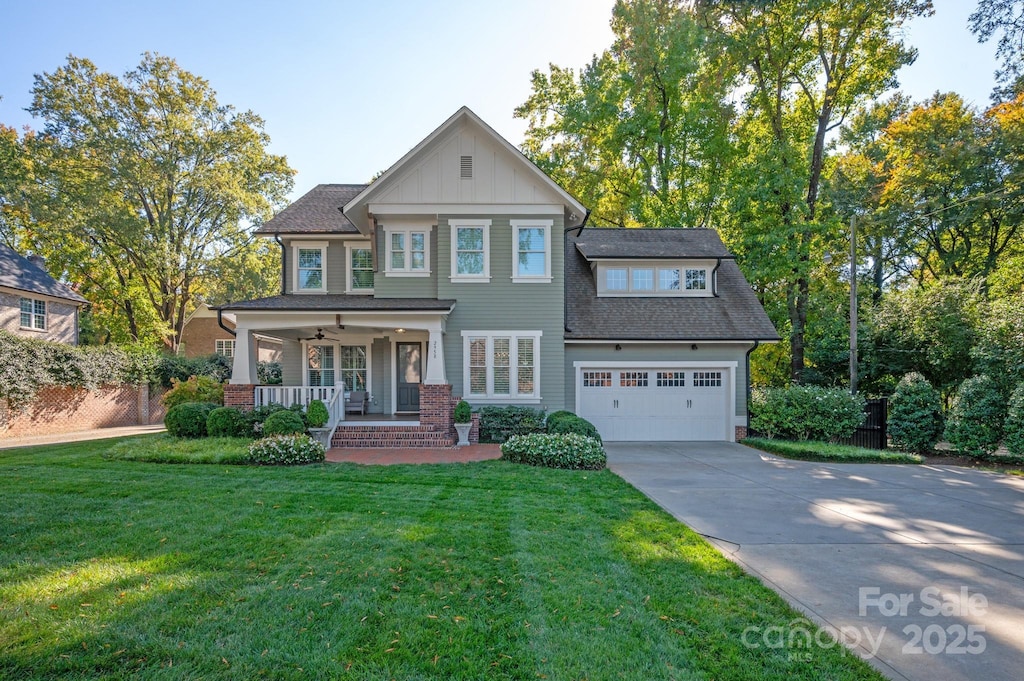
xmin=1 ymin=439 xmax=884 ymax=680
xmin=743 ymin=437 xmax=923 ymax=464
xmin=105 ymin=434 xmax=252 ymax=464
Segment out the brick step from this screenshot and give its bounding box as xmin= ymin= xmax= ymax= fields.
xmin=331 ymin=425 xmax=455 ymax=449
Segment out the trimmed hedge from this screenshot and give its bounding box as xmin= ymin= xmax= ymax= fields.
xmin=246 ymin=434 xmax=325 ymax=465
xmin=453 ymin=400 xmax=472 ymax=424
xmin=501 ymin=433 xmax=606 ymax=470
xmin=945 ymin=375 xmax=1006 ymax=457
xmin=750 ymin=386 xmax=865 ymax=441
xmin=545 ymin=414 xmax=602 ymax=443
xmin=207 ymin=407 xmax=248 ymax=438
xmin=1006 ymin=384 xmax=1024 ymax=457
xmin=0 ymin=330 xmax=158 ymax=410
xmin=479 ymin=406 xmax=546 ymax=443
xmin=165 ymin=402 xmax=218 ymax=438
xmin=544 ymin=410 xmax=575 ymax=428
xmin=262 ymin=410 xmax=306 ymax=437
xmin=888 ymin=373 xmax=944 ymax=454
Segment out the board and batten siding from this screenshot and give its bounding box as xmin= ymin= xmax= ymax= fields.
xmin=563 ymin=343 xmax=755 ymax=422
xmin=437 ymin=213 xmax=566 ymax=411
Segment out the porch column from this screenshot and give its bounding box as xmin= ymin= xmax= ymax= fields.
xmin=424 ymin=328 xmax=446 ymax=385
xmin=231 ymin=328 xmax=258 ymax=385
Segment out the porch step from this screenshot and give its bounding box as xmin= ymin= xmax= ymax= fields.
xmin=331 ymin=425 xmax=455 ymax=449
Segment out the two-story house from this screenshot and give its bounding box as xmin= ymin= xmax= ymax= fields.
xmin=219 ymin=107 xmax=778 ymax=446
xmin=0 ymin=243 xmax=88 ymax=345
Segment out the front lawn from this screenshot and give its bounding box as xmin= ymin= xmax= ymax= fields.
xmin=744 ymin=437 xmax=923 ymax=464
xmin=1 ymin=439 xmax=883 ymax=680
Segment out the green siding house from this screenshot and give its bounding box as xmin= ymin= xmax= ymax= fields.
xmin=219 ymin=107 xmax=778 ymax=447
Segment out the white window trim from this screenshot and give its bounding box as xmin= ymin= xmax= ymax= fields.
xmin=510 ymin=219 xmax=553 ymax=283
xmin=301 ymin=339 xmax=374 ymax=396
xmin=19 ymin=296 xmax=47 ymax=331
xmin=449 ymin=219 xmax=492 ymax=283
xmin=345 ymin=241 xmax=374 ymax=294
xmin=597 ymin=262 xmax=714 ymax=297
xmin=383 ymin=224 xmax=431 ymax=277
xmin=292 ymin=241 xmax=328 ymax=293
xmin=215 ymin=339 xmax=235 ymax=357
xmin=460 ymin=330 xmax=542 ymax=403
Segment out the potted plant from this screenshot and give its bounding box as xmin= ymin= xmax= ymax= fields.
xmin=453 ymin=399 xmax=472 ymax=446
xmin=305 ymin=399 xmax=332 ymax=447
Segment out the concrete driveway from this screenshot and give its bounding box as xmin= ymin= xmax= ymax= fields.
xmin=607 ymin=442 xmax=1024 ymax=681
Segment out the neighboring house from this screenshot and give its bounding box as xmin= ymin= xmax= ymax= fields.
xmin=178 ymin=303 xmax=282 ymax=362
xmin=0 ymin=243 xmax=87 ymax=345
xmin=219 ymin=107 xmax=778 ymax=445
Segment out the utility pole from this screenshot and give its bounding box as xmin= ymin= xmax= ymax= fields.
xmin=850 ymin=215 xmax=858 ymax=395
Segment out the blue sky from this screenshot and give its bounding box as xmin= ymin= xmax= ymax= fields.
xmin=0 ymin=0 xmax=1000 ymax=201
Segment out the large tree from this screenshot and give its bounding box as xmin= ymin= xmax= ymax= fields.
xmin=700 ymin=0 xmax=932 ymax=383
xmin=515 ymin=0 xmax=735 ymax=228
xmin=22 ymin=53 xmax=294 ymax=348
xmin=970 ymin=0 xmax=1024 ymax=97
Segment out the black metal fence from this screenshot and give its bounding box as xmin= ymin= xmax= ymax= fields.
xmin=839 ymin=398 xmax=888 ymax=450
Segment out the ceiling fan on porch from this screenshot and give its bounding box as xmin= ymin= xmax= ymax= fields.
xmin=300 ymin=328 xmax=326 ymax=341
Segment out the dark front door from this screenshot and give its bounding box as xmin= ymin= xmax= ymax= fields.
xmin=396 ymin=342 xmax=421 ymax=412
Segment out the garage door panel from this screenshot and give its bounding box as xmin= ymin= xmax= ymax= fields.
xmin=578 ymin=367 xmax=730 ymax=442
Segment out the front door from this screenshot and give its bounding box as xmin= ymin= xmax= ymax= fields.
xmin=396 ymin=342 xmax=421 ymax=412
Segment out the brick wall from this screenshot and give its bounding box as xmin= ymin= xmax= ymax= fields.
xmin=178 ymin=317 xmax=228 ymax=358
xmin=419 ymin=384 xmax=453 ymax=432
xmin=0 ymin=290 xmax=79 ymax=345
xmin=224 ymin=384 xmax=256 ymax=410
xmin=0 ymin=384 xmax=167 ymax=439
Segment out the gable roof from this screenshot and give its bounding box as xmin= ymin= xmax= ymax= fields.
xmin=565 ymin=229 xmax=779 ymax=342
xmin=255 ymin=184 xmax=367 ymax=235
xmin=0 ymin=244 xmax=88 ymax=304
xmin=343 ymin=106 xmax=587 ymax=232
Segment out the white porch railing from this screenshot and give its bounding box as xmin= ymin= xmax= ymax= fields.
xmin=255 ymin=384 xmax=344 ymax=419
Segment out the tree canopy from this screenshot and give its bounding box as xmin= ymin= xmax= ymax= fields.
xmin=8 ymin=53 xmax=293 ymax=348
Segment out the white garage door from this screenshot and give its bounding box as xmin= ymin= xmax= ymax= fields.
xmin=578 ymin=367 xmax=731 ymax=441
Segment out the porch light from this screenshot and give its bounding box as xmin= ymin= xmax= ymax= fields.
xmin=395 ymin=328 xmax=406 ymax=334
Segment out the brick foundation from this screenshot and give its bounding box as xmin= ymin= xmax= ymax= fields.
xmin=224 ymin=384 xmax=256 ymax=410
xmin=735 ymin=426 xmax=748 ymax=441
xmin=0 ymin=384 xmax=167 ymax=439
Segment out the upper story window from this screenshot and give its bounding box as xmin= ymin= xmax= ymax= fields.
xmin=19 ymin=297 xmax=46 ymax=330
xmin=293 ymin=241 xmax=327 ymax=293
xmin=597 ymin=262 xmax=713 ymax=297
xmin=383 ymin=224 xmax=430 ymax=277
xmin=511 ymin=219 xmax=553 ymax=283
xmin=346 ymin=242 xmax=374 ymax=293
xmin=461 ymin=330 xmax=541 ymax=402
xmin=450 ymin=219 xmax=491 ymax=282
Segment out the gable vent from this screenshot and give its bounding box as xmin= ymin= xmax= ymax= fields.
xmin=460 ymin=155 xmax=473 ymax=179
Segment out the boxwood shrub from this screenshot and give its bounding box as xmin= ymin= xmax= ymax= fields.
xmin=544 ymin=410 xmax=575 ymax=428
xmin=545 ymin=414 xmax=602 ymax=443
xmin=888 ymin=373 xmax=944 ymax=454
xmin=306 ymin=399 xmax=330 ymax=428
xmin=501 ymin=433 xmax=606 ymax=470
xmin=750 ymin=386 xmax=865 ymax=441
xmin=246 ymin=434 xmax=325 ymax=465
xmin=206 ymin=406 xmax=249 ymax=438
xmin=262 ymin=409 xmax=307 ymax=437
xmin=479 ymin=406 xmax=546 ymax=443
xmin=164 ymin=402 xmax=219 ymax=438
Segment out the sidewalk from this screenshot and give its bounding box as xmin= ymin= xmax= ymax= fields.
xmin=0 ymin=425 xmax=166 ymax=450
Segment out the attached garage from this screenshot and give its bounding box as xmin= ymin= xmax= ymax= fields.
xmin=575 ymin=362 xmax=736 ymax=442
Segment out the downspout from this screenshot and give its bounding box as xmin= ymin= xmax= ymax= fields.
xmin=275 ymin=233 xmax=286 ymax=295
xmin=744 ymin=340 xmax=760 ymax=437
xmin=563 ymin=209 xmax=591 ymax=334
xmin=712 ymin=257 xmax=722 ymax=297
xmin=217 ymin=308 xmax=236 ymax=338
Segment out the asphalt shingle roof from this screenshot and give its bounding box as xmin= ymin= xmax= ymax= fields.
xmin=0 ymin=243 xmax=88 ymax=304
xmin=255 ymin=184 xmax=368 ymax=235
xmin=566 ymin=228 xmax=779 ymax=341
xmin=216 ymin=294 xmax=455 ymax=312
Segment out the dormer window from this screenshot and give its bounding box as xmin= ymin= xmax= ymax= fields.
xmin=597 ymin=261 xmax=713 ymax=297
